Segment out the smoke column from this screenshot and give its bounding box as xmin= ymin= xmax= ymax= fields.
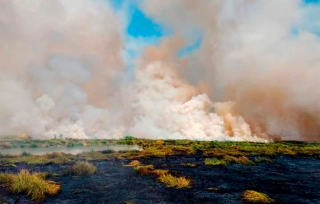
xmin=141 ymin=0 xmax=320 ymax=141
xmin=0 ymin=0 xmax=319 ymax=141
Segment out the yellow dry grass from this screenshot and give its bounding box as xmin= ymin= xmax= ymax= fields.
xmin=71 ymin=161 xmax=96 ymax=175
xmin=133 ymin=165 xmax=154 ymax=175
xmin=123 ymin=160 xmax=140 ymax=167
xmin=242 ymin=190 xmax=275 ymax=203
xmin=157 ymin=174 xmax=191 ymax=188
xmin=0 ymin=169 xmax=60 ymax=201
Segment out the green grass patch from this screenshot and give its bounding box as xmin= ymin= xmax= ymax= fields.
xmin=204 ymin=158 xmax=228 ymax=166
xmin=205 ymin=155 xmax=254 ymax=166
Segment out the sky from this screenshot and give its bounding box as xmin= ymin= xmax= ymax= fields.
xmin=109 ymin=0 xmax=320 ymax=67
xmin=1 ymin=0 xmax=319 ymax=141
xmin=108 ymin=0 xmax=205 ymax=65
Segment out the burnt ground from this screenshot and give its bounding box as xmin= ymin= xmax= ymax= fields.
xmin=0 ymin=154 xmax=320 ymax=204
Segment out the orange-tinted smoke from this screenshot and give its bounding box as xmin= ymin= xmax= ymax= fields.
xmin=140 ymin=0 xmax=320 ymax=141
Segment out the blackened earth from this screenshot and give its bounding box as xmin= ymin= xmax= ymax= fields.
xmin=0 ymin=154 xmax=319 ymax=204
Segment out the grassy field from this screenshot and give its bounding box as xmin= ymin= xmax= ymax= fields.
xmin=1 ymin=137 xmax=319 ymax=164
xmin=0 ymin=137 xmax=319 ymax=203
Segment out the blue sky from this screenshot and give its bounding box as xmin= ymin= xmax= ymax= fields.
xmin=304 ymin=0 xmax=320 ymax=4
xmin=109 ymin=0 xmax=319 ymax=65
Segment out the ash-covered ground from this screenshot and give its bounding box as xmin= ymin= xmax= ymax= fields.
xmin=1 ymin=153 xmax=319 ymax=204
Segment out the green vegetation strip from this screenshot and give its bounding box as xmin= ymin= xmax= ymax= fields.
xmin=0 ymin=138 xmax=319 ymax=168
xmin=205 ymin=155 xmax=255 ymax=166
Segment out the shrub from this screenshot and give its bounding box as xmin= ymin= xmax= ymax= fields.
xmin=71 ymin=161 xmax=96 ymax=175
xmin=124 ymin=136 xmax=135 ymax=141
xmin=242 ymin=190 xmax=275 ymax=203
xmin=0 ymin=170 xmax=60 ymax=201
xmin=29 ymin=143 xmax=38 ymax=148
xmin=157 ymin=174 xmax=191 ymax=188
xmin=21 ymin=151 xmax=31 ymax=156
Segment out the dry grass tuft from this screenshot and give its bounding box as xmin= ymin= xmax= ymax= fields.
xmin=123 ymin=160 xmax=140 ymax=167
xmin=71 ymin=161 xmax=96 ymax=175
xmin=152 ymin=169 xmax=169 ymax=176
xmin=134 ymin=165 xmax=154 ymax=175
xmin=155 ymin=140 xmax=164 ymax=146
xmin=157 ymin=174 xmax=191 ymax=188
xmin=181 ymin=163 xmax=197 ymax=167
xmin=0 ymin=169 xmax=60 ymax=201
xmin=242 ymin=190 xmax=276 ymax=203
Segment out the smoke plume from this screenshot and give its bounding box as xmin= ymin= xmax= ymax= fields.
xmin=0 ymin=0 xmax=319 ymax=141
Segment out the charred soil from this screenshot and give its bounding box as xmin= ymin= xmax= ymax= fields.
xmin=0 ymin=153 xmax=319 ymax=204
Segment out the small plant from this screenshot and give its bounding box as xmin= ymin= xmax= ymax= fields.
xmin=204 ymin=158 xmax=228 ymax=166
xmin=71 ymin=161 xmax=96 ymax=175
xmin=0 ymin=170 xmax=60 ymax=201
xmin=242 ymin=190 xmax=275 ymax=203
xmin=181 ymin=163 xmax=196 ymax=167
xmin=29 ymin=143 xmax=38 ymax=148
xmin=157 ymin=174 xmax=191 ymax=188
xmin=21 ymin=151 xmax=31 ymax=156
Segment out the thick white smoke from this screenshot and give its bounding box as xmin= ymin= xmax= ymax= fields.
xmin=140 ymin=0 xmax=320 ymax=141
xmin=0 ymin=0 xmax=319 ymax=141
xmin=0 ymin=0 xmax=128 ymax=139
xmin=130 ymin=61 xmax=263 ymax=141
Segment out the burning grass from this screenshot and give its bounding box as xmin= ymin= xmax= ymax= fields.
xmin=0 ymin=169 xmax=60 ymax=201
xmin=242 ymin=190 xmax=276 ymax=203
